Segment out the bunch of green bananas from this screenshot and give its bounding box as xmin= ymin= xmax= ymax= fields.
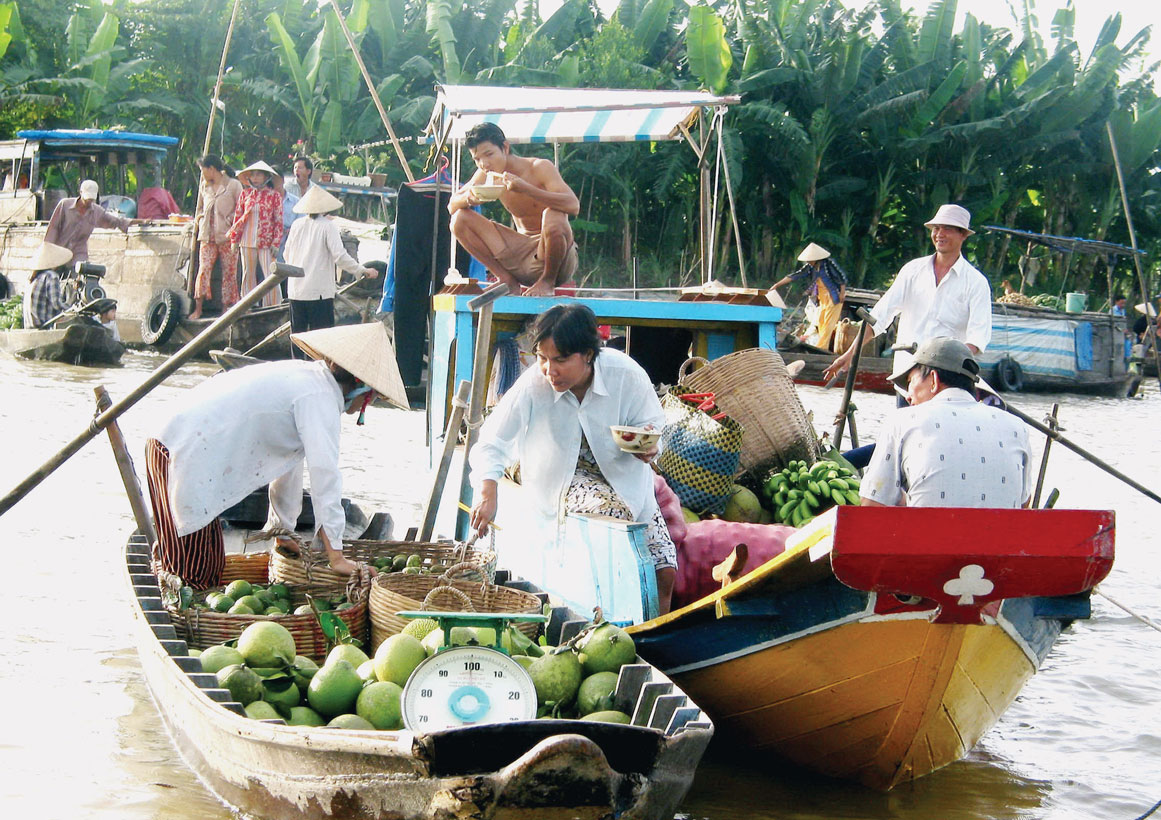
xmin=761 ymin=459 xmax=861 ymax=528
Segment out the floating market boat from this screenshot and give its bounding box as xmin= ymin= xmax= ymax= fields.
xmin=0 ymin=317 xmax=124 ymax=365
xmin=125 ymin=513 xmax=713 ymax=819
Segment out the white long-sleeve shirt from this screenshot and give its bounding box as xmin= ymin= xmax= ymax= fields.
xmin=156 ymin=360 xmax=347 ymax=549
xmin=283 ymin=214 xmax=364 ymax=300
xmin=870 ymin=254 xmax=993 ymax=370
xmin=470 ymin=348 xmax=665 ymax=526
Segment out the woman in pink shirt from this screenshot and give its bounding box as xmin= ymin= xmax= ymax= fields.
xmin=229 ymin=161 xmax=284 ymax=309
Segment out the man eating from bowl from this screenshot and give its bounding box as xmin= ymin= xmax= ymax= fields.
xmin=448 ymin=123 xmax=580 ymax=297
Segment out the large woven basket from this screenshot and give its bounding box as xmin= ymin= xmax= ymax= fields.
xmin=166 ymin=554 xmax=370 ymax=663
xmin=271 ymin=539 xmax=497 ymax=587
xmin=678 ymin=349 xmax=821 ymax=475
xmin=368 ymin=565 xmax=542 ymax=651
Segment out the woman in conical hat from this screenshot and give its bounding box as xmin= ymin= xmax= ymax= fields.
xmin=145 ymin=322 xmax=405 ymax=586
xmin=771 ymin=242 xmax=848 ymax=349
xmin=228 ymin=160 xmax=284 ymax=309
xmin=22 ymin=242 xmax=74 ymax=329
xmin=283 ymin=186 xmax=378 ymax=346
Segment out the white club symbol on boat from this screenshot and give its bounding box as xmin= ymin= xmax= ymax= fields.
xmin=942 ymin=564 xmax=995 ymax=605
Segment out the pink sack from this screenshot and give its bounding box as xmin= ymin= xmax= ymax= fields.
xmin=672 ymin=519 xmax=796 ymax=610
xmin=654 ymin=474 xmax=687 ymax=546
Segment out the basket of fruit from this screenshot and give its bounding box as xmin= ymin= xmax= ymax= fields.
xmin=271 ymin=539 xmax=497 ymax=587
xmin=165 ymin=555 xmax=371 ymax=662
xmin=368 ymin=564 xmax=542 ymax=651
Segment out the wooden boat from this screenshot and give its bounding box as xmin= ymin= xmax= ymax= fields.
xmin=625 ymin=505 xmax=1114 ymax=790
xmin=125 ymin=520 xmax=713 ymax=818
xmin=0 ymin=318 xmax=124 ymax=365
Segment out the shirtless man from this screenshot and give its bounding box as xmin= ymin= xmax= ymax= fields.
xmin=448 ymin=123 xmax=580 ymax=297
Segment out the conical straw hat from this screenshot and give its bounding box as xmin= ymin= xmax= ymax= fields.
xmin=292 ymin=322 xmax=408 ymax=410
xmin=238 ymin=160 xmax=277 ymax=183
xmin=797 ymin=242 xmax=830 ymax=262
xmin=31 ymin=242 xmax=73 ymax=271
xmin=293 ymin=185 xmax=343 ymax=215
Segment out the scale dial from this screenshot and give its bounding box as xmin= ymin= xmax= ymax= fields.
xmin=401 ymin=646 xmax=537 ymax=731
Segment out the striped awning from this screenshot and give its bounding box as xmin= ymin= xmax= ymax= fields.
xmin=423 ymin=85 xmax=740 ymax=145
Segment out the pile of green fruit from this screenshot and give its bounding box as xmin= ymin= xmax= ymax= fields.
xmin=0 ymin=296 xmax=22 ymax=330
xmin=762 ymin=459 xmax=861 ymax=528
xmin=370 ymin=552 xmax=448 ymax=576
xmin=525 ymin=621 xmax=638 ymax=724
xmin=178 ymin=579 xmax=353 ymax=617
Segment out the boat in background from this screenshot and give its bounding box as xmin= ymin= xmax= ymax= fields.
xmin=0 ymin=317 xmax=124 ymax=366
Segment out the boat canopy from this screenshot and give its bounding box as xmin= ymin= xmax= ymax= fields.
xmin=983 ymin=225 xmax=1146 ymax=257
xmin=11 ymin=129 xmax=178 ymax=163
xmin=423 ymin=85 xmax=741 ymax=145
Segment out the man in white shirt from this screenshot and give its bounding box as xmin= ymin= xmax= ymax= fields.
xmin=825 ymin=204 xmax=993 ymax=398
xmin=860 ymin=338 xmax=1032 ymax=509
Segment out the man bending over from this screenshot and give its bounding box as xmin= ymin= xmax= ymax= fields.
xmin=449 ymin=123 xmax=580 ymax=297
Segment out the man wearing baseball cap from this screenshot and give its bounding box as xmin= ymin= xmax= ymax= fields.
xmin=859 ymin=337 xmax=1032 ymax=509
xmin=825 ymin=204 xmax=993 ymax=404
xmin=44 ymin=178 xmax=137 ymax=262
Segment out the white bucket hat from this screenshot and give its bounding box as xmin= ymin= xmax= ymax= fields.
xmin=293 ymin=185 xmax=343 ymax=215
xmin=291 ymin=322 xmax=408 ymax=410
xmin=924 ymin=204 xmax=974 ymax=235
xmin=797 ymin=242 xmax=831 ymax=263
xmin=238 ymin=160 xmax=277 ymax=185
xmin=79 ymin=179 xmax=99 ymax=201
xmin=31 ymin=242 xmax=73 ymax=271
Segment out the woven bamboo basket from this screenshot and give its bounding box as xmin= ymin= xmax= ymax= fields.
xmin=217 ymin=550 xmax=272 ymax=585
xmin=368 ymin=564 xmax=542 ymax=651
xmin=678 ymin=350 xmax=822 ymax=475
xmin=271 ymin=539 xmax=497 ymax=587
xmin=165 ymin=554 xmax=370 ymax=663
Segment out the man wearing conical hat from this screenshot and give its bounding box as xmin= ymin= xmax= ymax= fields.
xmin=825 ymin=203 xmax=993 ymax=404
xmin=145 ymin=323 xmax=408 ymax=588
xmin=283 ymin=185 xmax=379 ymax=351
xmin=22 ymin=242 xmax=73 ymax=329
xmin=772 ymin=242 xmax=848 ymax=349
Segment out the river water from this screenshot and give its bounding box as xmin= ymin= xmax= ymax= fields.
xmin=0 ymin=351 xmax=1157 ymax=820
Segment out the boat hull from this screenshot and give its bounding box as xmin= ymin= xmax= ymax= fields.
xmin=0 ymin=322 xmax=124 ymax=365
xmin=126 ymin=534 xmax=712 ymax=819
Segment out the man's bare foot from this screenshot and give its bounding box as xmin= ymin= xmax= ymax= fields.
xmin=523 ymin=282 xmax=555 ymax=297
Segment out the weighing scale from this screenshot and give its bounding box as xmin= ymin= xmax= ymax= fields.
xmin=397 ymin=610 xmax=548 ymax=731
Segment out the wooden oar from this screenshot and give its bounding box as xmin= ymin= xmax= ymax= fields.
xmin=455 ymin=282 xmax=510 ymax=539
xmin=831 ymin=307 xmax=875 ymax=448
xmin=1031 ymin=403 xmax=1058 ymax=508
xmin=0 ymin=263 xmax=303 ymax=518
xmin=417 ymin=379 xmax=471 ymax=542
xmin=94 ymin=385 xmax=157 ymax=545
xmin=243 ymin=276 xmax=368 ymax=356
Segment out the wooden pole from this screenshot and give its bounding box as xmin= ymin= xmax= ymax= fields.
xmin=243 ymin=275 xmax=368 ymax=356
xmin=832 ymin=307 xmax=875 ymax=448
xmin=95 ymin=386 xmax=157 ymax=545
xmin=0 ymin=264 xmax=303 ymax=518
xmin=455 ymin=283 xmax=510 ymax=538
xmin=1031 ymin=403 xmax=1058 ymax=508
xmin=418 ymin=379 xmax=471 ymax=541
xmin=326 ymin=0 xmax=414 ymax=183
xmin=1106 ymin=122 xmax=1161 ymax=390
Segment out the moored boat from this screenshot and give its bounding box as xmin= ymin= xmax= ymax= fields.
xmin=0 ymin=318 xmax=124 ymax=365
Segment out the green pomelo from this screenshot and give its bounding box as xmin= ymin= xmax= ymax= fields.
xmin=581 ymin=710 xmax=632 ymax=724
xmin=528 ymin=650 xmax=583 ymax=706
xmin=223 ymin=580 xmax=252 ymax=599
xmin=402 ymin=566 xmax=421 ymax=575
xmin=405 ymin=554 xmax=422 ymax=568
xmin=211 ymin=595 xmax=234 ymax=613
xmin=264 ymin=606 xmax=283 ymax=616
xmin=307 ymin=660 xmax=364 ymax=717
xmin=236 ymin=594 xmax=265 ymax=614
xmin=216 ymin=664 xmax=264 ymax=706
xmin=326 ymin=643 xmax=370 ymax=669
xmin=205 ymin=592 xmax=225 ymax=609
xmin=198 ymin=645 xmax=245 ymax=675
xmin=474 ymin=627 xmax=497 ymax=646
xmin=262 ymin=677 xmax=300 ymax=711
xmin=237 ymin=621 xmax=297 ymax=668
xmin=401 ymin=618 xmax=440 ymax=641
xmin=429 ymin=564 xmax=447 ymax=575
xmin=269 ymin=599 xmax=291 ymax=614
xmin=576 ymin=671 xmax=619 ymax=716
xmin=421 ymin=629 xmax=444 ymax=657
xmin=228 ymin=602 xmax=255 ymax=615
xmin=188 ymin=648 xmax=202 ymax=658
xmin=291 ymin=655 xmax=319 ymax=694
xmin=723 ymin=484 xmax=763 ymax=523
xmin=268 ymin=583 xmax=290 ymax=600
xmin=374 ymin=634 xmax=428 ymax=687
xmin=253 ymin=589 xmax=275 ymax=607
xmin=244 ymin=701 xmax=281 ymax=721
xmin=293 ymin=604 xmax=313 ymax=615
xmin=514 ymin=654 xmax=536 ymax=671
xmin=357 ymin=660 xmax=378 ymax=683
xmin=681 ymin=507 xmax=700 ymax=523
xmin=448 ymin=626 xmax=477 ymax=646
xmin=391 ymin=554 xmax=408 ymax=571
xmin=327 ymin=714 xmax=375 ymax=730
xmin=286 ymin=706 xmax=326 ymax=726
xmin=576 ymin=622 xmax=636 ymax=676
xmin=356 ymin=681 xmax=404 ymax=730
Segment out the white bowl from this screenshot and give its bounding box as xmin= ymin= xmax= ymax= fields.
xmin=472 ymin=184 xmax=504 ymax=202
xmin=610 ymin=425 xmax=660 ymax=453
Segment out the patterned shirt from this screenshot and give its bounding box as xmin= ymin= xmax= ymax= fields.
xmin=861 ymin=388 xmax=1033 ymax=508
xmin=43 ymin=198 xmax=131 ymax=261
xmin=22 ymin=270 xmax=66 ymax=328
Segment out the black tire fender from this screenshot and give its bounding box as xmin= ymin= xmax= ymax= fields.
xmin=994 ymin=357 xmax=1024 ymax=392
xmin=141 ymin=288 xmax=182 ymax=346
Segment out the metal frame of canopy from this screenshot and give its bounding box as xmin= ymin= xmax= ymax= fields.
xmin=422 ymin=84 xmax=742 ymax=286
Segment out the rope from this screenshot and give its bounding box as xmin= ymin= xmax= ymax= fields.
xmin=1093 ymin=588 xmax=1161 ymax=634
xmin=1133 ymin=796 xmax=1161 ymax=820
